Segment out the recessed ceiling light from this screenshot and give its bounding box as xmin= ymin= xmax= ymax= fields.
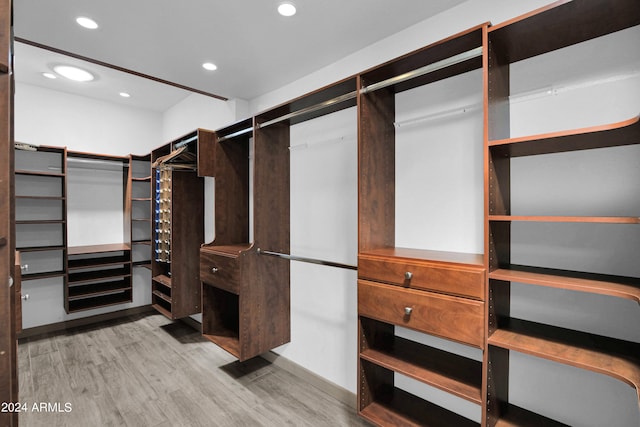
xmin=42 ymin=72 xmax=57 ymax=79
xmin=76 ymin=16 xmax=99 ymax=29
xmin=278 ymin=2 xmax=296 ymax=16
xmin=119 ymin=92 xmax=131 ymax=98
xmin=202 ymin=62 xmax=218 ymax=71
xmin=53 ymin=65 xmax=95 ymax=82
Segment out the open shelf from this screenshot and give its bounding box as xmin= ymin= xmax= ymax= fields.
xmin=488 ymin=115 xmax=640 ymax=155
xmin=68 ymin=254 xmax=130 ymax=270
xmin=68 ymin=267 xmax=131 ymax=284
xmin=493 ymin=403 xmax=568 ymax=427
xmin=152 ymin=274 xmax=171 ymax=288
xmin=21 ymin=270 xmax=66 ymax=281
xmin=68 ymin=278 xmax=131 ymax=299
xmin=202 ymin=284 xmax=240 ymax=359
xmin=488 ymin=318 xmax=640 ymax=394
xmin=359 ymin=360 xmax=479 ymax=427
xmin=359 ymin=322 xmax=482 ymax=404
xmin=14 ymin=169 xmax=65 ymax=178
xmin=488 ymin=215 xmax=640 ymax=224
xmin=67 ymin=290 xmax=132 ymax=313
xmin=490 ymin=265 xmax=640 ymax=304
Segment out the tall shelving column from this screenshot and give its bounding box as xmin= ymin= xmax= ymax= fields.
xmin=128 ymin=154 xmax=152 ymax=269
xmin=484 ymin=0 xmax=640 ymax=425
xmin=356 ymin=24 xmax=487 ymax=426
xmin=151 ymin=131 xmax=205 ymax=320
xmin=14 ymin=145 xmax=68 ymax=319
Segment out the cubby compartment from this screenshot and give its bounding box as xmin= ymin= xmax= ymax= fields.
xmin=65 ymin=244 xmax=132 ymax=313
xmin=202 ymin=283 xmax=240 ymax=358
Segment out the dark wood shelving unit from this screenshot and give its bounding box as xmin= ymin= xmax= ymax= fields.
xmin=150 ymin=131 xmax=207 ymax=320
xmin=127 ymin=154 xmax=152 ymax=270
xmin=485 ymin=1 xmax=640 ymax=425
xmin=357 ymin=23 xmax=487 ymax=425
xmin=65 ymin=243 xmax=132 ymax=313
xmin=14 ymin=145 xmax=68 ymax=296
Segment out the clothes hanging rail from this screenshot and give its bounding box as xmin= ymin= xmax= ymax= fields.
xmin=257 ymin=248 xmax=357 ymax=271
xmin=360 ymin=46 xmax=483 ymax=94
xmin=256 ymin=91 xmax=357 ymax=129
xmin=173 ymin=134 xmax=198 ymax=149
xmin=217 ymin=126 xmax=253 ymax=143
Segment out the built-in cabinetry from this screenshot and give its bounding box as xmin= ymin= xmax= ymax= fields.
xmin=66 ymin=243 xmax=132 ymax=313
xmin=357 ymin=24 xmax=487 ymax=425
xmin=484 ymin=1 xmax=640 ymax=425
xmin=65 ymin=151 xmax=132 ymax=313
xmin=14 ymin=145 xmax=67 ymax=282
xmin=150 ymin=131 xmax=206 ymax=319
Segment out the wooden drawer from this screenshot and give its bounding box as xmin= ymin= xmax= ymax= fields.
xmin=358 ymin=279 xmax=484 ymax=348
xmin=200 ymin=250 xmax=240 ymax=294
xmin=358 ymin=255 xmax=484 ymax=300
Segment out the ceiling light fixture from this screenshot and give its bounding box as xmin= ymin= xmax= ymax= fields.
xmin=119 ymin=92 xmax=131 ymax=98
xmin=42 ymin=72 xmax=57 ymax=79
xmin=76 ymin=16 xmax=99 ymax=29
xmin=53 ymin=65 xmax=95 ymax=82
xmin=278 ymin=2 xmax=296 ymax=16
xmin=202 ymin=62 xmax=218 ymax=71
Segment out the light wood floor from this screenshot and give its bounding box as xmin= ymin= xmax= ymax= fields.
xmin=18 ymin=313 xmax=370 ymax=427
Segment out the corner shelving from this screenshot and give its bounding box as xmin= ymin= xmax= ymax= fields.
xmin=485 ymin=1 xmax=640 ymax=425
xmin=14 ymin=145 xmax=67 ymax=284
xmin=127 ymin=154 xmax=152 ymax=269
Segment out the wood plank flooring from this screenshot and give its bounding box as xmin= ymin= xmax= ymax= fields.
xmin=18 ymin=313 xmax=370 ymax=427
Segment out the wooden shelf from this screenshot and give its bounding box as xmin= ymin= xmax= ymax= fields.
xmin=201 ymin=243 xmax=252 ymax=258
xmin=490 ymin=265 xmax=640 ymax=304
xmin=67 ymin=291 xmax=132 ymax=313
xmin=488 ymin=0 xmax=640 ymax=64
xmin=15 ymin=195 xmax=65 ymax=200
xmin=203 ymin=332 xmax=240 ymax=359
xmin=360 ymin=335 xmax=482 ymax=404
xmin=21 ymin=270 xmax=66 ymax=281
xmin=68 ymin=243 xmax=130 ymax=255
xmin=16 ymin=219 xmax=65 ymax=225
xmin=132 ymin=197 xmax=152 ymax=201
xmin=68 ymin=254 xmax=130 ymax=270
xmin=488 ymin=115 xmax=640 ymax=156
xmin=68 ymin=279 xmax=131 ymax=299
xmin=152 ymin=274 xmax=172 ymax=288
xmin=68 ymin=267 xmax=131 ymax=284
xmin=488 ymin=319 xmax=640 ymax=393
xmin=494 ymin=403 xmax=567 ymax=427
xmin=151 ymin=303 xmax=172 ymax=319
xmin=132 ymin=176 xmax=151 ymax=182
xmin=15 ymin=169 xmax=65 ymax=177
xmin=358 ymin=379 xmax=479 ymax=427
xmin=152 ymin=289 xmax=171 ymax=304
xmin=489 ymin=215 xmax=640 ymax=224
xmin=15 ymin=245 xmax=66 ymax=253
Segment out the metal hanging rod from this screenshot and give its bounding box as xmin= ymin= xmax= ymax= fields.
xmin=217 ymin=126 xmax=254 ymax=143
xmin=257 ymin=248 xmax=357 ymax=271
xmin=360 ymin=46 xmax=483 ymax=95
xmin=173 ymin=135 xmax=198 ymax=149
xmin=257 ymin=91 xmax=357 ymax=129
xmin=247 ymin=46 xmax=481 ymax=132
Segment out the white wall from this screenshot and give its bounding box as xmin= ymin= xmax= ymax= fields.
xmin=15 ymin=82 xmax=162 ymax=155
xmin=14 ymin=82 xmax=163 ymax=327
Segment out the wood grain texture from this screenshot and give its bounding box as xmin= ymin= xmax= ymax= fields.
xmin=18 ymin=313 xmax=367 ymax=427
xmin=358 ymin=280 xmax=484 ymax=348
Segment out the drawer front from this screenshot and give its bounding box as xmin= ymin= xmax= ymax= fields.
xmin=200 ymin=251 xmax=240 ymax=294
xmin=358 ymin=256 xmax=484 ymax=300
xmin=358 ymin=280 xmax=484 ymax=348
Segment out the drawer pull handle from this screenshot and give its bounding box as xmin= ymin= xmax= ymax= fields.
xmin=211 ymin=267 xmax=219 ymax=273
xmin=404 ymin=271 xmax=413 ymax=280
xmin=404 ymin=307 xmax=413 ymax=316
xmin=22 ymin=294 xmax=30 ymax=301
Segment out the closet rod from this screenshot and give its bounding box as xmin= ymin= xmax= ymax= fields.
xmin=257 ymin=248 xmax=357 ymax=271
xmin=256 ymin=91 xmax=357 ymax=129
xmin=360 ymin=46 xmax=483 ymax=94
xmin=217 ymin=126 xmax=253 ymax=143
xmin=173 ymin=135 xmax=198 ymax=149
